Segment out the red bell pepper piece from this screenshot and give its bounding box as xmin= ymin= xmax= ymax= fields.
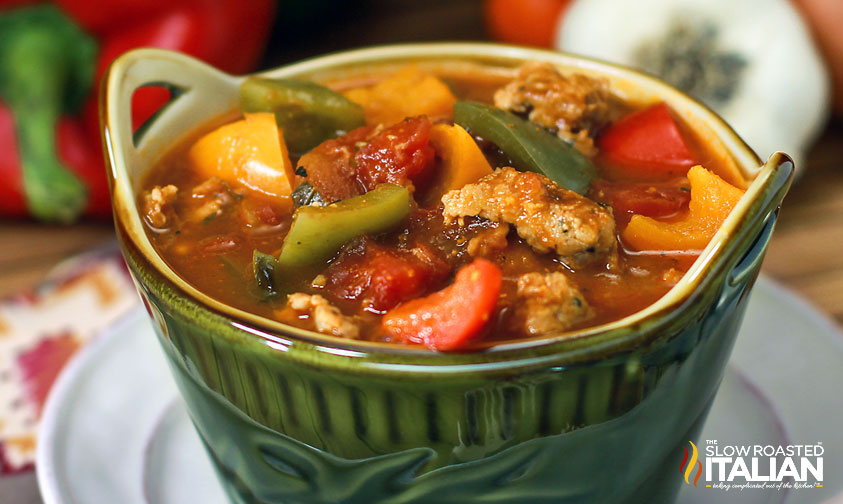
xmin=0 ymin=1 xmax=274 ymax=222
xmin=598 ymin=103 xmax=697 ymax=177
xmin=382 ymin=258 xmax=503 ymax=351
xmin=590 ymin=178 xmax=692 ymax=226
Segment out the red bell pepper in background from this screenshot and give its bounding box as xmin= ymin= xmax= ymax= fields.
xmin=0 ymin=0 xmax=274 ymax=222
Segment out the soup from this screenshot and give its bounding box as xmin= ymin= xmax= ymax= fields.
xmin=139 ymin=62 xmax=745 ymax=350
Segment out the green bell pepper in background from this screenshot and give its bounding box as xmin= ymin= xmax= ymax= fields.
xmin=453 ymin=101 xmax=596 ymax=194
xmin=0 ymin=2 xmax=275 ymax=223
xmin=240 ymin=77 xmax=366 ymax=155
xmin=277 ymin=183 xmax=410 ymax=268
xmin=0 ymin=6 xmax=96 ymax=222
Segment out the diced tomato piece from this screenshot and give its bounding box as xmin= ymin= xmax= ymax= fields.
xmin=356 ymin=116 xmax=436 ymax=190
xmin=238 ymin=197 xmax=287 ymax=227
xmin=324 ymin=239 xmax=449 ymax=314
xmin=297 ymin=116 xmax=435 ymax=201
xmin=591 ymin=178 xmax=691 ymax=226
xmin=296 ymin=125 xmax=374 ymax=202
xmin=598 ymin=103 xmax=697 ymax=177
xmin=381 ymin=258 xmax=502 ymax=351
xmin=254 ymin=204 xmax=284 ymax=226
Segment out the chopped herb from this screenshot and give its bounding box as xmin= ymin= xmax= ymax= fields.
xmin=253 ymin=250 xmax=279 ymax=297
xmin=295 ymin=166 xmax=307 ymax=177
xmin=292 ymin=182 xmax=326 ymax=208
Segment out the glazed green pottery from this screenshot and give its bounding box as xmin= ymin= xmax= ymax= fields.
xmin=102 ymin=44 xmax=793 ymax=503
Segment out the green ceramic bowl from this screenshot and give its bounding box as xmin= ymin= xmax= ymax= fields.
xmin=101 ymin=44 xmax=793 ymax=503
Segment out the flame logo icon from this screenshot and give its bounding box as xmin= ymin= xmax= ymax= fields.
xmin=680 ymin=441 xmax=703 ymax=487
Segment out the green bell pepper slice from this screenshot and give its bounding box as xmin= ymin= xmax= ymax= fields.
xmin=240 ymin=77 xmax=365 ymax=155
xmin=453 ymin=101 xmax=596 ymax=194
xmin=277 ymin=183 xmax=410 ymax=268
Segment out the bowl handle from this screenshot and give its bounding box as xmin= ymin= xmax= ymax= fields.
xmin=726 ymin=152 xmax=794 ymax=287
xmin=727 ymin=210 xmax=778 ymax=287
xmin=100 ymin=48 xmax=240 ymax=186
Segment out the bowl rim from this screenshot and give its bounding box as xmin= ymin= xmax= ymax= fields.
xmin=102 ymin=42 xmax=793 ymax=362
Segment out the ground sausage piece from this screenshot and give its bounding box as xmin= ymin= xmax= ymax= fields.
xmin=494 ymin=62 xmax=609 ymax=156
xmin=285 ymin=293 xmax=360 ymax=339
xmin=515 ymin=271 xmax=593 ymax=335
xmin=142 ymin=185 xmax=178 ymax=228
xmin=188 ymin=177 xmax=236 ymax=223
xmin=441 ymin=167 xmax=616 ymax=267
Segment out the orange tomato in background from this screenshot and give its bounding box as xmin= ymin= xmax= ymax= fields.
xmin=485 ymin=0 xmax=571 ymax=47
xmin=792 ymin=0 xmax=843 ymax=116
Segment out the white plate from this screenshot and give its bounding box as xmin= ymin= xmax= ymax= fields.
xmin=36 ymin=276 xmax=843 ymax=504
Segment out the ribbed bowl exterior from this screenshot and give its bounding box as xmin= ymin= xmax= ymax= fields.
xmin=121 ymin=216 xmax=775 ymax=504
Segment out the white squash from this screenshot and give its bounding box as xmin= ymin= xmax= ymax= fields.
xmin=555 ymin=0 xmax=831 ymax=172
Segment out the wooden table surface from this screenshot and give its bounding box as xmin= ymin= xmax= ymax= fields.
xmin=1 ymin=0 xmax=842 ymax=326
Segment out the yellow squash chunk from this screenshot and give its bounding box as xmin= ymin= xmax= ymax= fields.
xmin=622 ymin=165 xmax=745 ymax=251
xmin=343 ymin=65 xmax=457 ymax=126
xmin=188 ymin=113 xmax=295 ymax=207
xmin=423 ymin=123 xmax=493 ymax=206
